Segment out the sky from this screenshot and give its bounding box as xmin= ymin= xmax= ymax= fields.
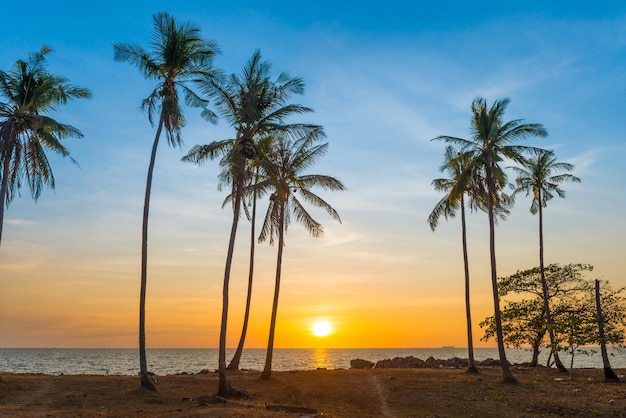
xmin=0 ymin=1 xmax=625 ymax=349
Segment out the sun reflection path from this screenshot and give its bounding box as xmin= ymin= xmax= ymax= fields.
xmin=311 ymin=348 xmax=330 ymax=370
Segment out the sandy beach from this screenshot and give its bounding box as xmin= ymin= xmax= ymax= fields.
xmin=1 ymin=366 xmax=625 ymax=417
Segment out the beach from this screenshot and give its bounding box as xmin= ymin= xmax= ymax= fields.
xmin=1 ymin=366 xmax=625 ymax=417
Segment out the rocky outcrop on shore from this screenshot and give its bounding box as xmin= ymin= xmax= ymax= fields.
xmin=350 ymin=356 xmax=506 ymax=369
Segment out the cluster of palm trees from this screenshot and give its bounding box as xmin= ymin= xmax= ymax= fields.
xmin=2 ymin=11 xmax=586 ymax=395
xmin=429 ymin=97 xmax=580 ymax=382
xmin=0 ymin=13 xmax=344 ymax=395
xmin=113 ymin=13 xmax=345 ymax=394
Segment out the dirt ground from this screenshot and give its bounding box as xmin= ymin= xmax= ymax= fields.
xmin=1 ymin=366 xmax=625 ymax=417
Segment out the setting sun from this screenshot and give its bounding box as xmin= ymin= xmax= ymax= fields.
xmin=312 ymin=321 xmax=332 ymax=337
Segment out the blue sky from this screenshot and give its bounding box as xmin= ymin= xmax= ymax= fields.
xmin=0 ymin=1 xmax=625 ymax=348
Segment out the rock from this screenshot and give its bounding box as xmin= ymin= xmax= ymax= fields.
xmin=350 ymin=359 xmax=375 ymax=369
xmin=375 ymin=356 xmax=426 ymax=369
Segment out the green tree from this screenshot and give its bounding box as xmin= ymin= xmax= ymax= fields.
xmin=480 ymin=297 xmax=547 ymax=366
xmin=482 ymin=264 xmax=592 ymax=366
xmin=0 ymin=46 xmax=91 ymax=247
xmin=187 ymin=50 xmax=317 ymax=396
xmin=256 ymin=132 xmax=345 ymax=379
xmin=113 ymin=12 xmax=219 ymax=391
xmin=510 ymin=149 xmax=581 ymax=372
xmin=433 ymin=97 xmax=547 ymax=382
xmin=555 ymin=279 xmax=626 ymax=375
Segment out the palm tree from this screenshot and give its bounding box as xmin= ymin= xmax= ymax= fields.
xmin=0 ymin=46 xmax=91 ymax=247
xmin=433 ymin=97 xmax=547 ymax=382
xmin=256 ymin=132 xmax=345 ymax=379
xmin=187 ymin=50 xmax=318 ymax=396
xmin=182 ymin=140 xmax=261 ymax=372
xmin=113 ymin=12 xmax=219 ymax=391
xmin=510 ymin=149 xmax=580 ymax=372
xmin=428 ymin=146 xmax=484 ymax=373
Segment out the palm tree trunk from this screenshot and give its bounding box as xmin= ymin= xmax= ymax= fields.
xmin=595 ymin=279 xmax=619 ymax=381
xmin=227 ymin=173 xmax=258 ymax=371
xmin=217 ymin=167 xmax=244 ymax=396
xmin=460 ymin=198 xmax=477 ymax=373
xmin=485 ymin=164 xmax=516 ymax=383
xmin=537 ymin=197 xmax=566 ymax=372
xmin=261 ymin=200 xmax=285 ymax=380
xmin=138 ymin=118 xmax=164 ymax=392
xmin=0 ymin=146 xmax=12 ymax=248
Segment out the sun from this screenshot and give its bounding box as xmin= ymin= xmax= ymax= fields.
xmin=312 ymin=321 xmax=332 ymax=337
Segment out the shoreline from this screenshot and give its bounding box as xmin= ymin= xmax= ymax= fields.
xmin=1 ymin=367 xmax=625 ymax=417
xmin=2 ymin=347 xmax=622 ymax=376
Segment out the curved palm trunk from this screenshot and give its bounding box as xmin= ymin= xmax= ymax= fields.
xmin=138 ymin=118 xmax=164 ymax=392
xmin=460 ymin=199 xmax=477 ymax=373
xmin=485 ymin=164 xmax=516 ymax=383
xmin=0 ymin=146 xmax=12 ymax=247
xmin=595 ymin=279 xmax=619 ymax=381
xmin=227 ymin=177 xmax=258 ymax=371
xmin=217 ymin=168 xmax=244 ymax=396
xmin=261 ymin=200 xmax=285 ymax=380
xmin=537 ymin=198 xmax=566 ymax=372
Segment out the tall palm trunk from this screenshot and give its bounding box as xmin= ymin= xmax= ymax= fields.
xmin=261 ymin=198 xmax=285 ymax=380
xmin=485 ymin=163 xmax=516 ymax=383
xmin=218 ymin=165 xmax=245 ymax=396
xmin=460 ymin=198 xmax=477 ymax=373
xmin=227 ymin=171 xmax=258 ymax=371
xmin=537 ymin=195 xmax=566 ymax=372
xmin=138 ymin=117 xmax=164 ymax=392
xmin=595 ymin=279 xmax=619 ymax=381
xmin=0 ymin=144 xmax=12 ymax=247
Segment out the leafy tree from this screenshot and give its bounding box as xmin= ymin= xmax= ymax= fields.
xmin=256 ymin=132 xmax=345 ymax=379
xmin=480 ymin=298 xmax=547 ymax=366
xmin=482 ymin=263 xmax=592 ymax=365
xmin=555 ymin=279 xmax=626 ymax=375
xmin=433 ymin=97 xmax=547 ymax=382
xmin=113 ymin=12 xmax=219 ymax=391
xmin=510 ymin=149 xmax=581 ymax=371
xmin=0 ymin=46 xmax=91 ymax=247
xmin=481 ymin=264 xmax=626 ymax=372
xmin=187 ymin=50 xmax=317 ymax=396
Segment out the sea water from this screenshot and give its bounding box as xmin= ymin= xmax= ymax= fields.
xmin=0 ymin=347 xmax=624 ymax=376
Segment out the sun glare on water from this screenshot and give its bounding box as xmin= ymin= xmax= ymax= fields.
xmin=312 ymin=321 xmax=332 ymax=337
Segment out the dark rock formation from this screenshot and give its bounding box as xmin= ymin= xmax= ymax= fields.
xmin=350 ymin=359 xmax=375 ymax=369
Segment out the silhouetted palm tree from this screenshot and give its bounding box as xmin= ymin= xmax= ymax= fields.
xmin=182 ymin=139 xmax=261 ymax=372
xmin=256 ymin=132 xmax=345 ymax=379
xmin=429 ymin=146 xmax=484 ymax=373
xmin=0 ymin=46 xmax=91 ymax=247
xmin=433 ymin=97 xmax=547 ymax=382
xmin=510 ymin=149 xmax=580 ymax=371
xmin=113 ymin=12 xmax=219 ymax=391
xmin=189 ymin=50 xmax=318 ymax=396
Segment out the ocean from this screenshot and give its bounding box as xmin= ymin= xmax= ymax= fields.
xmin=1 ymin=347 xmax=624 ymax=375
